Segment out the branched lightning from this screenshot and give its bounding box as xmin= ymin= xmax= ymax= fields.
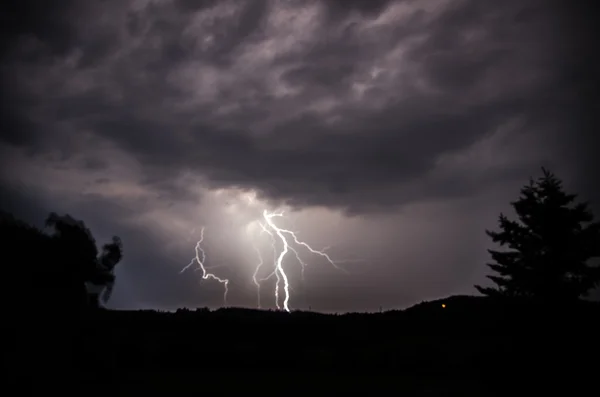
xmin=253 ymin=209 xmax=344 ymax=312
xmin=181 ymin=200 xmax=347 ymax=312
xmin=180 ymin=227 xmax=229 ymax=305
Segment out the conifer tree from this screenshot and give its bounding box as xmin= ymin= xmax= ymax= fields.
xmin=475 ymin=168 xmax=600 ymax=301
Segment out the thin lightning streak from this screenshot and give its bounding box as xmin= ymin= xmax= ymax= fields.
xmin=257 ymin=223 xmax=276 ymax=283
xmin=273 ymin=251 xmax=281 ymax=311
xmin=289 ymin=246 xmax=308 ymax=281
xmin=251 ymin=242 xmax=263 ymax=309
xmin=282 ymin=230 xmax=347 ymax=273
xmin=260 ymin=269 xmax=277 ymax=282
xmin=256 ymin=220 xmax=281 ymax=309
xmin=263 ymin=210 xmax=291 ymax=312
xmin=185 ymin=227 xmax=197 ymax=242
xmin=180 ymin=227 xmax=229 ymax=305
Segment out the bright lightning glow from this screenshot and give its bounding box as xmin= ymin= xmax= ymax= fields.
xmin=180 ymin=227 xmax=229 ymax=305
xmin=254 ymin=209 xmax=344 ymax=312
xmin=263 ymin=210 xmax=292 ymax=312
xmin=181 ymin=193 xmax=348 ymax=312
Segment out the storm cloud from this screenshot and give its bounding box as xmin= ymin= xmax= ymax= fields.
xmin=1 ymin=0 xmax=598 ymax=311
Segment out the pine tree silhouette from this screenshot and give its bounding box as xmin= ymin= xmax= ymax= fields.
xmin=475 ymin=168 xmax=600 ymax=302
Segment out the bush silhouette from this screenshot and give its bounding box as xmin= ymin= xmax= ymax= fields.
xmin=475 ymin=168 xmax=600 ymax=302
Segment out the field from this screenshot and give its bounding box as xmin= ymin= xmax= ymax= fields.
xmin=7 ymin=295 xmax=599 ymax=395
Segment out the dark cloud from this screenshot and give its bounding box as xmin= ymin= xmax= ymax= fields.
xmin=322 ymin=0 xmax=393 ymax=21
xmin=282 ymin=63 xmax=357 ymax=89
xmin=1 ymin=0 xmax=569 ymax=212
xmin=0 ymin=89 xmax=38 ymax=147
xmin=547 ymin=0 xmax=600 ymax=207
xmin=81 ymin=157 xmax=109 ymax=171
xmin=0 ymin=0 xmax=597 ymax=311
xmin=172 ymin=0 xmax=220 ymax=13
xmin=0 ymin=0 xmax=79 ymax=58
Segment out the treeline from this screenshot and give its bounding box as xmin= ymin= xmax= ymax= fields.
xmin=77 ymin=296 xmax=600 ymax=387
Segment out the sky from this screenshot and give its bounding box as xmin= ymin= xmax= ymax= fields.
xmin=1 ymin=0 xmax=598 ymax=313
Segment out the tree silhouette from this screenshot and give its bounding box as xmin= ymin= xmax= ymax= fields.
xmin=95 ymin=236 xmax=123 ymax=305
xmin=1 ymin=210 xmax=123 ymax=311
xmin=45 ymin=213 xmax=123 ymax=308
xmin=475 ymin=168 xmax=600 ymax=302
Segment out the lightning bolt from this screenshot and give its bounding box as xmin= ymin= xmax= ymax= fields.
xmin=181 ymin=194 xmax=349 ymax=312
xmin=180 ymin=227 xmax=229 ymax=305
xmin=252 ymin=209 xmax=343 ymax=313
xmin=262 ymin=210 xmax=291 ymax=312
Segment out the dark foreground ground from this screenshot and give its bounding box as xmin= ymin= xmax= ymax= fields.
xmin=6 ymin=295 xmax=600 ymax=395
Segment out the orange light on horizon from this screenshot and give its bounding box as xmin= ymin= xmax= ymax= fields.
xmin=441 ymin=304 xmax=446 ymax=308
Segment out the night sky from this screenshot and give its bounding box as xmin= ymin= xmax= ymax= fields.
xmin=1 ymin=0 xmax=598 ymax=312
